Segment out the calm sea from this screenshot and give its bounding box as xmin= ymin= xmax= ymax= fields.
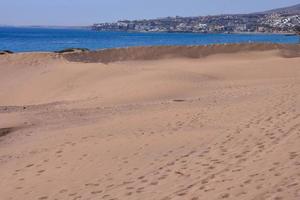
xmin=0 ymin=27 xmax=298 ymax=52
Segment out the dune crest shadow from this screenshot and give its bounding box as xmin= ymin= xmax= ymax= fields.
xmin=0 ymin=127 xmax=16 ymax=137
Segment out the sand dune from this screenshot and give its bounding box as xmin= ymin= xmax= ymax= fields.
xmin=0 ymin=44 xmax=299 ymax=200
xmin=62 ymin=43 xmax=300 ymax=63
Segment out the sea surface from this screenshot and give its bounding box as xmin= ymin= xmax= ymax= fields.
xmin=0 ymin=27 xmax=298 ymax=52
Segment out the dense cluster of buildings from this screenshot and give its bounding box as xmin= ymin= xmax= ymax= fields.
xmin=92 ymin=13 xmax=300 ymax=34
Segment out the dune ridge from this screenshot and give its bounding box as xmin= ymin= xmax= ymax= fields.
xmin=62 ymin=43 xmax=300 ymax=63
xmin=1 ymin=43 xmax=299 ymax=65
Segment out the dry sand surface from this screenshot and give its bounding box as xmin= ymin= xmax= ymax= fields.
xmin=0 ymin=44 xmax=299 ymax=200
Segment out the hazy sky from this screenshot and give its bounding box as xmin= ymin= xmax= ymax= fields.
xmin=0 ymin=0 xmax=299 ymax=26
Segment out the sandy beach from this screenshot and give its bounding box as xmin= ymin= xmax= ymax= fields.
xmin=0 ymin=44 xmax=299 ymax=200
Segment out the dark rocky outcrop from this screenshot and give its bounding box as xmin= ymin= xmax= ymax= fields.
xmin=0 ymin=50 xmax=14 ymax=55
xmin=54 ymin=48 xmax=90 ymax=54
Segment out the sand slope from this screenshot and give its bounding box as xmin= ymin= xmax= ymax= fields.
xmin=0 ymin=44 xmax=299 ymax=200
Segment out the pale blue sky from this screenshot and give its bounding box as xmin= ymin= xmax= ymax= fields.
xmin=0 ymin=0 xmax=299 ymax=26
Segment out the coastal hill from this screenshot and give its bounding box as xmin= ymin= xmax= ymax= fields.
xmin=92 ymin=4 xmax=300 ymax=34
xmin=257 ymin=3 xmax=300 ymax=15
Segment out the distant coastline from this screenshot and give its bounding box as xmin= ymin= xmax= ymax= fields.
xmin=1 ymin=26 xmax=297 ymax=36
xmin=92 ymin=4 xmax=300 ymax=34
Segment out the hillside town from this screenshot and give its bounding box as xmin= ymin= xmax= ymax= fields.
xmin=92 ymin=13 xmax=300 ymax=34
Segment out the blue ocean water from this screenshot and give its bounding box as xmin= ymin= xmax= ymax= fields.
xmin=0 ymin=27 xmax=298 ymax=52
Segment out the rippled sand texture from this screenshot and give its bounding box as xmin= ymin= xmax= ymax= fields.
xmin=0 ymin=44 xmax=299 ymax=200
